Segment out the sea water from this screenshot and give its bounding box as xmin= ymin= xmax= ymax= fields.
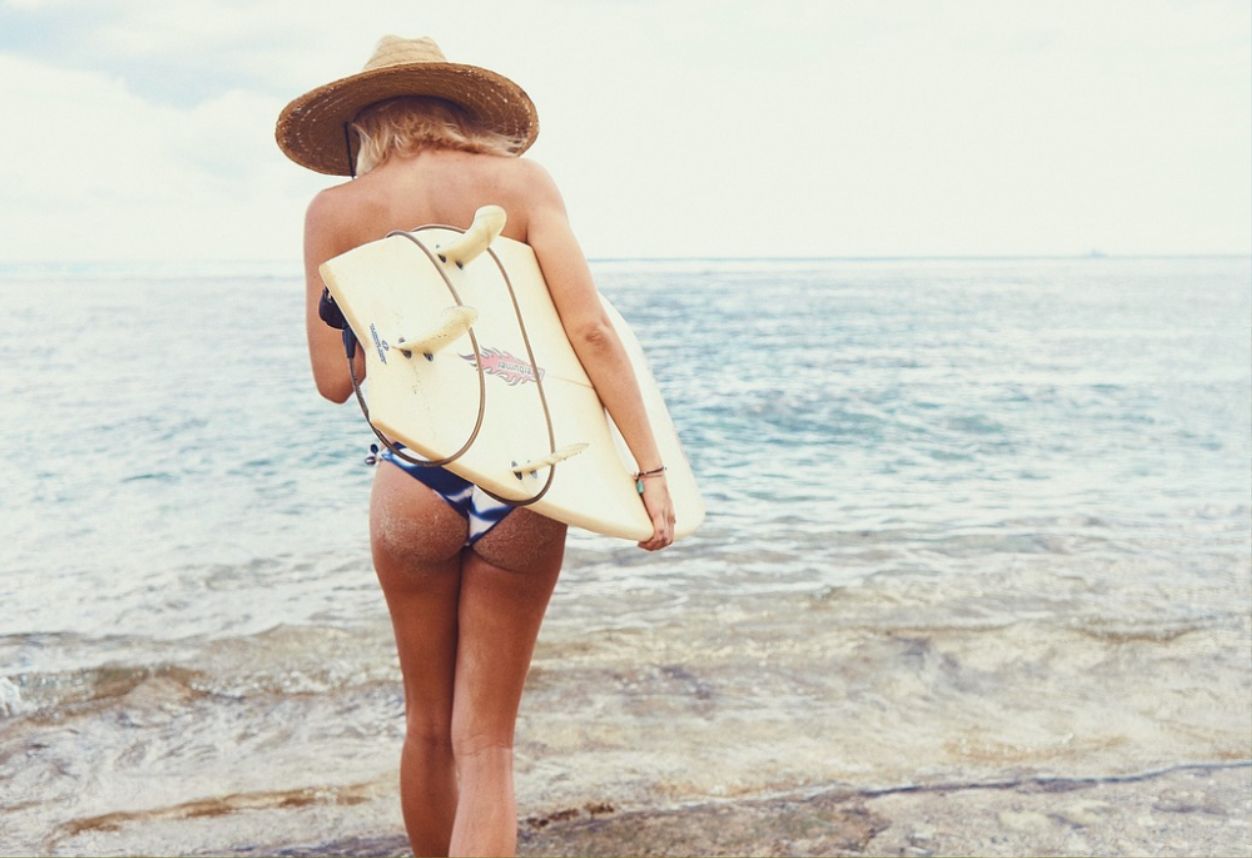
xmin=0 ymin=256 xmax=1248 ymax=854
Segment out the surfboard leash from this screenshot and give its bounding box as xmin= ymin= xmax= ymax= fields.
xmin=411 ymin=225 xmax=559 ymax=507
xmin=475 ymin=242 xmax=559 ymax=507
xmin=338 ymin=225 xmax=559 ymax=508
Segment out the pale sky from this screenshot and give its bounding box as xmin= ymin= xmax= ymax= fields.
xmin=0 ymin=0 xmax=1248 ymax=261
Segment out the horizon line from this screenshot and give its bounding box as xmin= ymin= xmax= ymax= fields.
xmin=590 ymin=252 xmax=1252 ymax=262
xmin=1 ymin=252 xmax=1250 ymax=267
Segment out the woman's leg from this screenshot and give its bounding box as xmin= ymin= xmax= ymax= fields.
xmin=371 ymin=463 xmax=469 ymax=857
xmin=448 ymin=507 xmax=567 ymax=857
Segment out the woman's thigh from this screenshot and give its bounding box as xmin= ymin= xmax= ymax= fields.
xmin=451 ymin=507 xmax=567 ymax=756
xmin=370 ymin=461 xmax=468 ymax=735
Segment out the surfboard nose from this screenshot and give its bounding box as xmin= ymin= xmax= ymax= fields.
xmin=436 ymin=205 xmax=507 ymax=269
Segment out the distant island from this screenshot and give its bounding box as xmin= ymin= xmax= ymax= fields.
xmin=1087 ymin=248 xmax=1108 ymax=258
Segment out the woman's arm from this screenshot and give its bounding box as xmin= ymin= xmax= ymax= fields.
xmin=520 ymin=160 xmax=675 ymax=549
xmin=303 ymin=189 xmax=365 ymax=403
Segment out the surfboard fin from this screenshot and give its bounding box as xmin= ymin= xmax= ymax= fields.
xmin=395 ymin=305 xmax=478 ymax=359
xmin=436 ymin=205 xmax=507 ymax=269
xmin=510 ymin=443 xmax=590 ymax=479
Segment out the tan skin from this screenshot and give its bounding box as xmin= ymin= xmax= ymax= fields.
xmin=303 ymin=146 xmax=675 ymax=857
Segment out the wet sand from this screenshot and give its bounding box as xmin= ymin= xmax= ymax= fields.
xmin=22 ymin=543 xmax=1252 ymax=857
xmin=167 ymin=762 xmax=1249 ymax=856
xmin=517 ymin=762 xmax=1252 ymax=857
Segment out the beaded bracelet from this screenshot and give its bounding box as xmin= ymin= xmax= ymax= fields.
xmin=633 ymin=465 xmax=667 ymax=494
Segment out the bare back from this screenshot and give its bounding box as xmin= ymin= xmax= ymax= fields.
xmin=320 ymin=148 xmax=536 ymax=249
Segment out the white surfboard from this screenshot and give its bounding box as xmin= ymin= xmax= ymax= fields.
xmin=318 ymin=205 xmax=705 ymax=541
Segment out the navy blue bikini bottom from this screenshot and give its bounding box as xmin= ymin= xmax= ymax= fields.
xmin=379 ymin=444 xmax=515 ymax=546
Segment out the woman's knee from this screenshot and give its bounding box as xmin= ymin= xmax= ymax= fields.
xmin=405 ymin=721 xmax=455 ymax=754
xmin=450 ymin=728 xmax=514 ymax=764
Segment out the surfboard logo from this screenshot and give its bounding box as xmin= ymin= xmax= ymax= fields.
xmin=369 ymin=322 xmax=388 ymax=364
xmin=460 ymin=347 xmax=544 ymax=386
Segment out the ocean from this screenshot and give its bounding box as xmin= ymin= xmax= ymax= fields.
xmin=1 ymin=256 xmax=1249 ymax=855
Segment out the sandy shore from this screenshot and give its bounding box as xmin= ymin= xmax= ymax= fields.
xmin=249 ymin=760 xmax=1249 ymax=857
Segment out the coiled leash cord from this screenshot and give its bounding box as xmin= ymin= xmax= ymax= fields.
xmin=325 ymin=225 xmax=558 ymax=507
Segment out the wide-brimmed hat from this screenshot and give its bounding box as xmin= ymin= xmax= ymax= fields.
xmin=275 ymin=35 xmax=539 ymax=176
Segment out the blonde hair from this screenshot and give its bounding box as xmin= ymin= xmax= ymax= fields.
xmin=349 ymin=95 xmax=527 ymax=174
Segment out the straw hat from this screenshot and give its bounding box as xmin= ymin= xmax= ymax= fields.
xmin=275 ymin=35 xmax=539 ymax=176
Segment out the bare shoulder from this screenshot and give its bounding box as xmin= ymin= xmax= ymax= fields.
xmin=509 ymin=156 xmax=562 ymax=204
xmin=303 ymin=180 xmax=365 ymax=272
xmin=304 ymin=180 xmax=356 ymax=233
xmin=304 ymin=177 xmax=385 ymax=256
xmin=459 ymin=155 xmax=561 ymax=243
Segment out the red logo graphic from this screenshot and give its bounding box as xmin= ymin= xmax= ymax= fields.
xmin=460 ymin=347 xmax=544 ymax=386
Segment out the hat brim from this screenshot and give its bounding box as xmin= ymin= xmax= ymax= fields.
xmin=276 ymin=61 xmax=538 ymax=176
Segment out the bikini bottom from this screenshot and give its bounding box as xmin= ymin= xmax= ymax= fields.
xmin=378 ymin=443 xmax=516 ymax=547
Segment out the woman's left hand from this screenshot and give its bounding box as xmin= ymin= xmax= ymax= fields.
xmin=637 ymin=475 xmax=676 ymax=551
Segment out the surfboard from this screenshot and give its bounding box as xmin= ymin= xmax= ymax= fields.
xmin=318 ymin=205 xmax=705 ymax=542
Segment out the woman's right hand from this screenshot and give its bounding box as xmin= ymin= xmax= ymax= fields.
xmin=637 ymin=476 xmax=676 ymax=551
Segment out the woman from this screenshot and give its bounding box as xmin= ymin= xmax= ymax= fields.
xmin=275 ymin=35 xmax=675 ymax=857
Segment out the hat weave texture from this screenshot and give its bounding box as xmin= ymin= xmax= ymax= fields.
xmin=276 ymin=35 xmax=538 ymax=175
